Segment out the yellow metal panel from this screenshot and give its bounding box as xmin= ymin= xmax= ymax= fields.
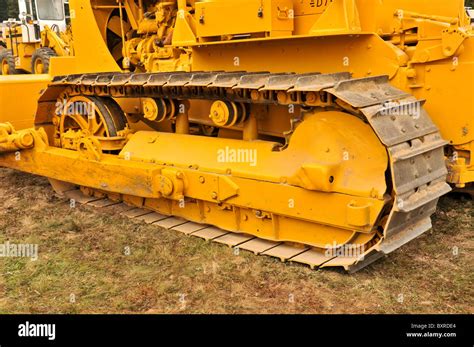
xmin=293 ymin=0 xmax=332 ymax=16
xmin=48 ymin=0 xmax=121 ymax=75
xmin=195 ymin=0 xmax=294 ymax=38
xmin=191 ymin=34 xmax=402 ymax=78
xmin=0 ymin=75 xmax=50 ymax=129
xmin=356 ymin=0 xmax=469 ymax=34
xmin=120 ymin=110 xmax=388 ymax=200
xmin=309 ymin=0 xmax=361 ymax=35
xmin=402 ymin=38 xmax=474 ymax=147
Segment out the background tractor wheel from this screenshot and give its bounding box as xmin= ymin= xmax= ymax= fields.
xmin=0 ymin=49 xmax=18 ymax=75
xmin=31 ymin=47 xmax=57 ymax=74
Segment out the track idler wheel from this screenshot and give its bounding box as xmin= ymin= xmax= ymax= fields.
xmin=55 ymin=95 xmax=128 ymax=150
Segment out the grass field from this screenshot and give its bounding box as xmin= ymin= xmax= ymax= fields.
xmin=0 ymin=168 xmax=472 ymax=314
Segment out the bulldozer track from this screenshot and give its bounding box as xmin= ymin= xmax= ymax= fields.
xmin=43 ymin=71 xmax=451 ymax=272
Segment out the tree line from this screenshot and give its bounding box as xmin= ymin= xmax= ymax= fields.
xmin=0 ymin=0 xmax=19 ymax=22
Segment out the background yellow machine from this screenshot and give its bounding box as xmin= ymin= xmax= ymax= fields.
xmin=0 ymin=0 xmax=73 ymax=74
xmin=0 ymin=0 xmax=472 ymax=272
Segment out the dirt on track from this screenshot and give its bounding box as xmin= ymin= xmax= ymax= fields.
xmin=0 ymin=168 xmax=472 ymax=314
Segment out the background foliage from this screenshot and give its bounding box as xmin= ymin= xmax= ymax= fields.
xmin=0 ymin=0 xmax=20 ymax=22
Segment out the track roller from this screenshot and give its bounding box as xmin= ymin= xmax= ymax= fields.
xmin=142 ymin=98 xmax=178 ymax=122
xmin=209 ymin=100 xmax=248 ymax=127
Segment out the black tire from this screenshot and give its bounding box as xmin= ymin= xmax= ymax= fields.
xmin=31 ymin=47 xmax=57 ymax=74
xmin=0 ymin=49 xmax=17 ymax=75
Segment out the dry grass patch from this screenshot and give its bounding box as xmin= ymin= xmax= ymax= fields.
xmin=0 ymin=168 xmax=472 ymax=314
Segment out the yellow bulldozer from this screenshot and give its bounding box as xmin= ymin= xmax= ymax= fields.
xmin=0 ymin=0 xmax=73 ymax=74
xmin=0 ymin=0 xmax=472 ymax=272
